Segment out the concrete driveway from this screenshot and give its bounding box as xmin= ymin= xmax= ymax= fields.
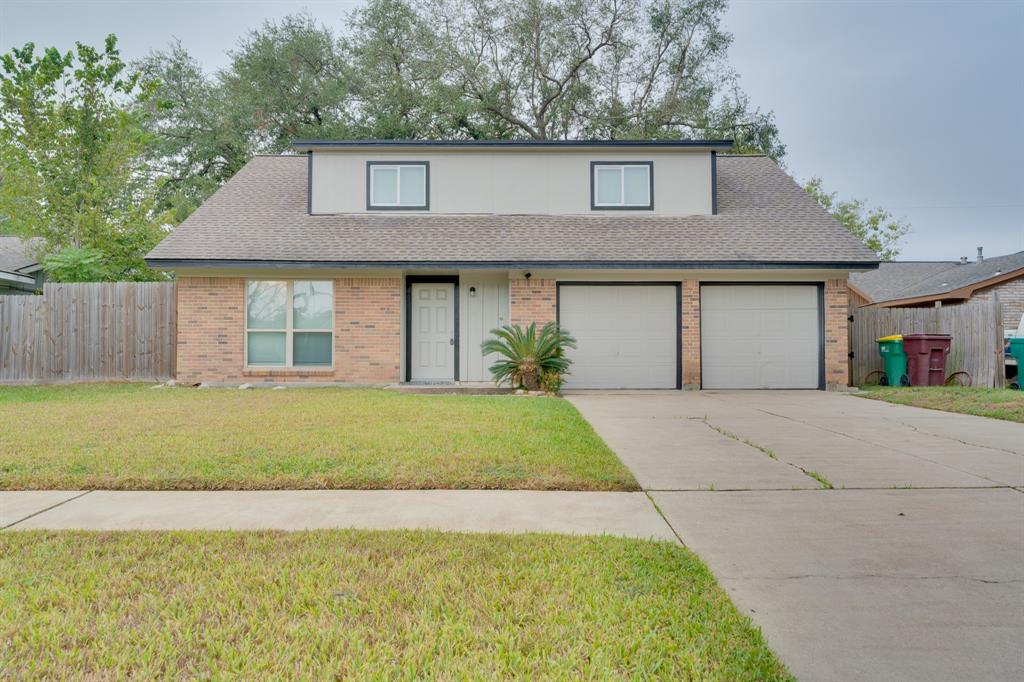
xmin=568 ymin=391 xmax=1024 ymax=682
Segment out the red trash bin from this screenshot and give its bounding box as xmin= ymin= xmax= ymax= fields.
xmin=902 ymin=333 xmax=952 ymax=386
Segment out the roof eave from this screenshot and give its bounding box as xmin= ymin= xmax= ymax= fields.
xmin=867 ymin=265 xmax=1024 ymax=308
xmin=291 ymin=139 xmax=735 ymax=152
xmin=146 ymin=258 xmax=879 ymax=271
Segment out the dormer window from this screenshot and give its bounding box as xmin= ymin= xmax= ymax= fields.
xmin=591 ymin=162 xmax=653 ymax=210
xmin=367 ymin=161 xmax=429 ymax=210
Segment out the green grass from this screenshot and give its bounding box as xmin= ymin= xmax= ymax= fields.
xmin=0 ymin=530 xmax=791 ymax=680
xmin=858 ymin=385 xmax=1024 ymax=423
xmin=0 ymin=384 xmax=637 ymax=491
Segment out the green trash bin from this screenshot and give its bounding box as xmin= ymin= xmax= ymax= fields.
xmin=876 ymin=335 xmax=910 ymax=387
xmin=1009 ymin=338 xmax=1024 ymax=391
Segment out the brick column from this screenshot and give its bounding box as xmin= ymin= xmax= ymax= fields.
xmin=824 ymin=279 xmax=849 ymax=390
xmin=681 ymin=280 xmax=701 ymax=389
xmin=510 ymin=278 xmax=557 ymax=327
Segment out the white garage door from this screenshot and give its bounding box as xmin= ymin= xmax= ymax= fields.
xmin=701 ymin=285 xmax=821 ymax=389
xmin=559 ymin=284 xmax=677 ymax=389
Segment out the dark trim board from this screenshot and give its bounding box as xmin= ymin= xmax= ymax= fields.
xmin=556 ymin=281 xmax=682 ymax=390
xmin=306 ymin=151 xmax=313 ymax=214
xmin=710 ymin=151 xmax=718 ymax=215
xmin=405 ymin=275 xmax=459 ymax=382
xmin=294 ymin=139 xmax=734 ymax=150
xmin=147 ymin=258 xmax=880 ymax=271
xmin=698 ymin=282 xmax=826 ymax=391
xmin=366 ymin=161 xmax=430 ymax=211
xmin=589 ymin=161 xmax=655 ymax=211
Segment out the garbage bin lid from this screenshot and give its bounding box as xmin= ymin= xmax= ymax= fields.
xmin=877 ymin=335 xmax=903 ymax=342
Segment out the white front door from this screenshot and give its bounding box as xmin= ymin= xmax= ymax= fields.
xmin=410 ymin=283 xmax=455 ymax=381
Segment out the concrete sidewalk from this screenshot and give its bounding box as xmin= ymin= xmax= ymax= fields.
xmin=1 ymin=489 xmax=676 ymax=540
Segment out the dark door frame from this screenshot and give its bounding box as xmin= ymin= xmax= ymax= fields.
xmin=556 ymin=281 xmax=682 ymax=390
xmin=405 ymin=275 xmax=460 ymax=382
xmin=698 ymin=282 xmax=825 ymax=391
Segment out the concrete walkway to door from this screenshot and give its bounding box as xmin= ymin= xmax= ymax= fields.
xmin=567 ymin=390 xmax=1024 ymax=682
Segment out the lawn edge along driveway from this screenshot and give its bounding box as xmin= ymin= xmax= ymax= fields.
xmin=0 ymin=385 xmax=638 ymax=492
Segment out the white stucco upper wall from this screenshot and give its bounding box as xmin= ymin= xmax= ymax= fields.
xmin=309 ymin=149 xmax=713 ymax=216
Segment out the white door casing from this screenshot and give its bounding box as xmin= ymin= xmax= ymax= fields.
xmin=700 ymin=284 xmax=821 ymax=389
xmin=410 ymin=283 xmax=455 ymax=381
xmin=559 ymin=284 xmax=678 ymax=389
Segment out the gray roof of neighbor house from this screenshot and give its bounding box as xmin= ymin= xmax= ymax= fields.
xmin=0 ymin=236 xmax=42 ymax=274
xmin=849 ymin=251 xmax=1024 ymax=304
xmin=146 ymin=153 xmax=879 ymax=269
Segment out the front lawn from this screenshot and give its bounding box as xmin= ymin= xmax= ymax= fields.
xmin=0 ymin=530 xmax=790 ymax=680
xmin=0 ymin=384 xmax=637 ymax=491
xmin=858 ymin=385 xmax=1024 ymax=423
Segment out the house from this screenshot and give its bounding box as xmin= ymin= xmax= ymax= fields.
xmin=0 ymin=236 xmax=44 ymax=294
xmin=849 ymin=249 xmax=1024 ymax=334
xmin=145 ymin=140 xmax=878 ymax=390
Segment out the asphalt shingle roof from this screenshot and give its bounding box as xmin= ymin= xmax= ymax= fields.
xmin=146 ymin=154 xmax=879 ymax=267
xmin=0 ymin=236 xmax=41 ymax=274
xmin=849 ymin=251 xmax=1024 ymax=303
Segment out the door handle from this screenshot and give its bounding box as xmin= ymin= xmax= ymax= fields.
xmin=450 ymin=338 xmax=454 ymax=346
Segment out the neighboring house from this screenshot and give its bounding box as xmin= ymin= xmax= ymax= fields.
xmin=0 ymin=236 xmax=45 ymax=295
xmin=145 ymin=140 xmax=878 ymax=390
xmin=849 ymin=249 xmax=1024 ymax=334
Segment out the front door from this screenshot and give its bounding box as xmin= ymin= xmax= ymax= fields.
xmin=410 ymin=282 xmax=455 ymax=381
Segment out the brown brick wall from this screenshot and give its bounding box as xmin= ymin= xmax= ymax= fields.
xmin=681 ymin=280 xmax=701 ymax=388
xmin=175 ymin=276 xmax=401 ymax=384
xmin=970 ymin=276 xmax=1024 ymax=332
xmin=825 ymin=279 xmax=849 ymax=389
xmin=510 ymin=278 xmax=557 ymax=327
xmin=176 ymin=277 xmax=246 ymax=384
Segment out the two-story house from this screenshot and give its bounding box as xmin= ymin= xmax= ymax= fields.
xmin=146 ymin=140 xmax=878 ymax=390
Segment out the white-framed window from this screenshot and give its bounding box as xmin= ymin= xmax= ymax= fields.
xmin=245 ymin=280 xmax=333 ymax=368
xmin=367 ymin=162 xmax=429 ymax=210
xmin=591 ymin=162 xmax=653 ymax=209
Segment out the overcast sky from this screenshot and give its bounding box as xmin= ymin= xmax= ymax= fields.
xmin=2 ymin=0 xmax=1022 ymax=260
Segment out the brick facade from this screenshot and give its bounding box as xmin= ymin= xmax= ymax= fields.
xmin=970 ymin=276 xmax=1024 ymax=333
xmin=681 ymin=280 xmax=701 ymax=388
xmin=176 ymin=276 xmax=401 ymax=384
xmin=510 ymin=278 xmax=557 ymax=327
xmin=824 ymin=279 xmax=849 ymax=390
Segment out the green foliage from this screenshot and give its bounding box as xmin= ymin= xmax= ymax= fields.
xmin=41 ymin=247 xmax=113 ymax=282
xmin=482 ymin=322 xmax=577 ymax=391
xmin=804 ymin=177 xmax=910 ymax=261
xmin=0 ymin=36 xmax=168 ymax=281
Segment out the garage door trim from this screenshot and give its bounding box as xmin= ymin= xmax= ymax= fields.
xmin=556 ymin=281 xmax=682 ymax=389
xmin=699 ymin=282 xmax=825 ymax=390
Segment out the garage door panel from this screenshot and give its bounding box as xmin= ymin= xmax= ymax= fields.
xmin=701 ymin=285 xmax=821 ymax=390
xmin=560 ymin=285 xmax=677 ymax=389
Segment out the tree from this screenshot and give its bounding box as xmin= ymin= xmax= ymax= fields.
xmin=805 ymin=177 xmax=910 ymax=261
xmin=134 ymin=42 xmax=249 ymax=222
xmin=0 ymin=36 xmax=168 ymax=280
xmin=424 ymin=0 xmax=783 ymax=152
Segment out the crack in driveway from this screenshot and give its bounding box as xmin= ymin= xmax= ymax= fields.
xmin=705 ymin=397 xmax=1014 ymax=487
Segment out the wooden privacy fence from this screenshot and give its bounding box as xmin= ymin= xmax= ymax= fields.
xmin=0 ymin=282 xmax=176 ymax=383
xmin=848 ymin=297 xmax=1004 ymax=388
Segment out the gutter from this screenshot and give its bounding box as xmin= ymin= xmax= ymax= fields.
xmin=291 ymin=139 xmax=735 ymax=152
xmin=146 ymin=258 xmax=880 ymax=271
xmin=0 ymin=269 xmax=36 ymax=285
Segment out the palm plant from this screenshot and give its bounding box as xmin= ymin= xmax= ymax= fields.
xmin=481 ymin=322 xmax=577 ymax=391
